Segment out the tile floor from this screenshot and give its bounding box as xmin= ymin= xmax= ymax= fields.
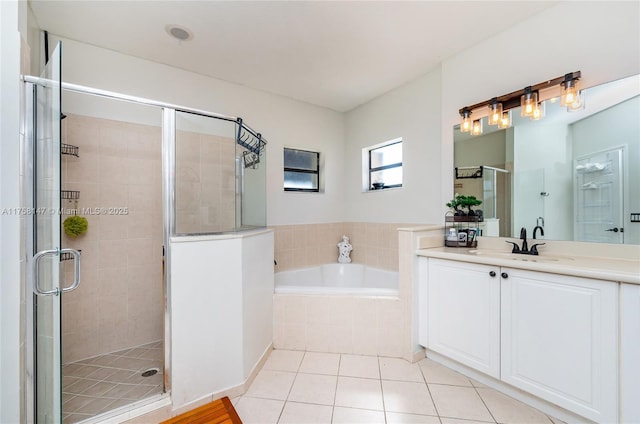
xmin=233 ymin=350 xmax=563 ymax=424
xmin=62 ymin=341 xmax=164 ymax=423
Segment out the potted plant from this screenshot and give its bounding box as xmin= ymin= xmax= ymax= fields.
xmin=446 ymin=195 xmax=464 ymax=216
xmin=446 ymin=194 xmax=483 ymax=219
xmin=458 ymin=195 xmax=482 ymax=216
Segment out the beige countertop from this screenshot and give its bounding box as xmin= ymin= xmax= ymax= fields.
xmin=417 ymin=246 xmax=640 ymax=285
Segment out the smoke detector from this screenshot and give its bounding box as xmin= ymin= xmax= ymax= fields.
xmin=166 ymin=25 xmax=193 ymax=42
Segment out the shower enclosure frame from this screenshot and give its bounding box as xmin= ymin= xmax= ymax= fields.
xmin=23 ymin=75 xmax=260 ymax=421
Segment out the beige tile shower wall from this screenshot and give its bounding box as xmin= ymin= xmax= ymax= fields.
xmin=175 ymin=131 xmax=236 ymax=234
xmin=272 ymin=222 xmax=406 ymax=272
xmin=60 ymin=114 xmax=164 ymax=364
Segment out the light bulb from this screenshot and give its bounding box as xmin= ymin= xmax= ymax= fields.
xmin=487 ymin=99 xmax=502 ymax=126
xmin=498 ymin=110 xmax=512 ymax=129
xmin=567 ymin=90 xmax=585 ymax=111
xmin=520 ymin=87 xmax=538 ymax=117
xmin=471 ymin=119 xmax=483 ymax=136
xmin=531 ymin=102 xmax=545 ymax=121
xmin=460 ymin=108 xmax=472 ymax=133
xmin=561 ymin=73 xmax=580 ymax=107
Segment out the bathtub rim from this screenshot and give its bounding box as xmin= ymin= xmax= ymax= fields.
xmin=274 ymin=263 xmax=399 ymax=297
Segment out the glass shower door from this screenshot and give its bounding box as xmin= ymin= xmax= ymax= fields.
xmin=31 ymin=41 xmax=74 ymax=423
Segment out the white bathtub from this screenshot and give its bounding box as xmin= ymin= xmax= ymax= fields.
xmin=274 ymin=263 xmax=399 ymax=296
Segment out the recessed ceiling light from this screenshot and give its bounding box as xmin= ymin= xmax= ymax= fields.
xmin=166 ymin=25 xmax=193 ymax=42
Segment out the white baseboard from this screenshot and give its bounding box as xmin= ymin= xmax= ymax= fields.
xmin=426 ymin=350 xmax=594 ymax=424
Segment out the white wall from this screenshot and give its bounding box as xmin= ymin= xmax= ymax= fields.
xmin=0 ymin=1 xmax=26 ymax=421
xmin=49 ymin=35 xmax=345 ymax=226
xmin=241 ymin=231 xmax=274 ymax=376
xmin=344 ymin=69 xmax=442 ymax=223
xmin=441 ymin=1 xmax=640 ymax=213
xmin=170 ymin=230 xmax=273 ymax=408
xmin=170 ymin=236 xmax=242 ymax=407
xmin=454 ymin=131 xmax=506 ymax=168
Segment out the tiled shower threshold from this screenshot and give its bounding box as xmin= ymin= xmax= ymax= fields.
xmin=62 ymin=340 xmax=164 ymax=424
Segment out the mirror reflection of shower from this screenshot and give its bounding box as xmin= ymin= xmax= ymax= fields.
xmin=454 ymin=165 xmax=511 ymax=237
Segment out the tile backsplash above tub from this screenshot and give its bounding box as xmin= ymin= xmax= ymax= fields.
xmin=271 ymin=222 xmax=420 ymax=272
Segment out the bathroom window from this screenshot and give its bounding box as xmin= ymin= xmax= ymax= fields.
xmin=284 ymin=148 xmax=320 ymax=192
xmin=366 ymin=138 xmax=403 ymax=190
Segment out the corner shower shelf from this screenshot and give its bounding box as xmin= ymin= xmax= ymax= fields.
xmin=455 ymin=166 xmax=483 ymax=179
xmin=61 ymin=190 xmax=80 ymax=200
xmin=60 ymin=249 xmax=81 ymax=261
xmin=61 ymin=143 xmax=79 ymax=157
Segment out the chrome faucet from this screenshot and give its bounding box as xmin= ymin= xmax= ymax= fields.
xmin=506 ymin=226 xmax=545 ymax=255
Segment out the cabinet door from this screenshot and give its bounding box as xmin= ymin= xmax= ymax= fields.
xmin=501 ymin=268 xmax=618 ymax=423
xmin=427 ymin=258 xmax=500 ymax=378
xmin=621 ymin=283 xmax=640 ymax=424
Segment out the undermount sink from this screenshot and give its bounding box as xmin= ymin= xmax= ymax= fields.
xmin=466 ymin=249 xmax=570 ymax=262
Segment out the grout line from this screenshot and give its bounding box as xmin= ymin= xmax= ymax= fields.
xmin=375 ymin=356 xmax=389 ymax=424
xmin=331 ymin=353 xmax=342 ymax=423
xmin=471 ymin=385 xmax=498 ymax=424
xmin=420 ymin=359 xmax=443 ymax=421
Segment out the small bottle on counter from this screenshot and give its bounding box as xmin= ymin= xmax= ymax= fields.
xmin=457 ymin=231 xmax=468 ymax=246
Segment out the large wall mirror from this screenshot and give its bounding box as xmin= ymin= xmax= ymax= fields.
xmin=454 ymin=74 xmax=639 ymax=245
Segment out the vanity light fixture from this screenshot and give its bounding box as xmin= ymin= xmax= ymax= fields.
xmin=487 ymin=98 xmax=503 ymax=126
xmin=531 ymin=101 xmax=545 ymax=121
xmin=567 ymin=90 xmax=585 ymax=111
xmin=498 ymin=110 xmax=512 ymax=129
xmin=520 ymin=86 xmax=538 ymax=117
xmin=457 ymin=71 xmax=581 ymax=135
xmin=560 ymin=72 xmax=580 ymax=107
xmin=471 ymin=119 xmax=483 ymax=136
xmin=460 ymin=107 xmax=472 ymax=132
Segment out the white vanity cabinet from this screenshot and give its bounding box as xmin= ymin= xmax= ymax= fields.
xmin=500 ymin=268 xmax=618 ymax=423
xmin=425 ymin=258 xmax=500 ymax=378
xmin=419 ymin=256 xmax=621 ymax=423
xmin=621 ymin=283 xmax=640 ymax=424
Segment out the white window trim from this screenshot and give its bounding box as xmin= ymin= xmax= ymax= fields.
xmin=361 ymin=137 xmax=403 ymax=192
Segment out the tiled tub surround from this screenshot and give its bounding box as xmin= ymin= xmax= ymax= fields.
xmin=274 ymin=295 xmax=407 ymax=358
xmin=274 ymin=226 xmax=444 ymax=360
xmin=272 ymin=222 xmax=415 ymax=272
xmin=61 ymin=114 xmax=164 ymax=364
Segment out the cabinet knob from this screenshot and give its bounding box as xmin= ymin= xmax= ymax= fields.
xmin=489 ymin=271 xmax=496 ymax=277
xmin=501 ymin=272 xmax=509 ymax=279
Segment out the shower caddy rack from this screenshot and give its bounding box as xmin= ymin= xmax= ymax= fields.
xmin=444 ymin=212 xmax=481 ymax=248
xmin=60 ymin=134 xmax=82 ymax=253
xmin=236 ymin=117 xmax=267 ymax=169
xmin=61 ymin=143 xmax=79 ymax=157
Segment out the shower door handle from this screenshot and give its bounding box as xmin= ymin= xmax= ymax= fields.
xmin=60 ymin=248 xmax=82 ymax=294
xmin=33 ymin=248 xmax=81 ymax=295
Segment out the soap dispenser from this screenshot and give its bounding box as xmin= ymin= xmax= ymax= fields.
xmin=447 ymin=228 xmax=458 ymax=242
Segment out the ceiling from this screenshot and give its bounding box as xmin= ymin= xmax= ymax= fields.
xmin=29 ymin=1 xmax=557 ymax=112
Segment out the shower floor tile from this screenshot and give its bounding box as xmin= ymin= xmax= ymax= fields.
xmin=62 ymin=341 xmax=164 ymax=423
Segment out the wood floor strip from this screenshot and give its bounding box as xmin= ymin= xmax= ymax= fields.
xmin=161 ymin=397 xmax=242 ymax=424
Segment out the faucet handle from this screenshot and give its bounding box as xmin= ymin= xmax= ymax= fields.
xmin=530 ymin=243 xmax=546 ymax=255
xmin=505 ymin=241 xmax=521 ymax=253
